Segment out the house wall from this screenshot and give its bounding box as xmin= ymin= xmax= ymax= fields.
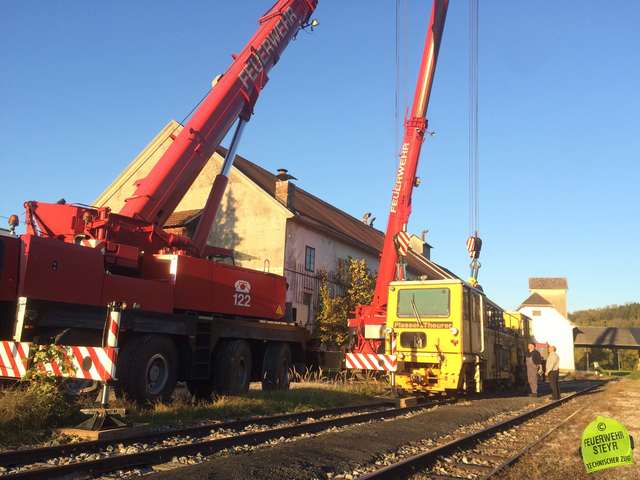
xmin=284 ymin=221 xmax=379 ymax=330
xmin=285 ymin=221 xmax=379 ymax=274
xmin=176 ymin=154 xmax=292 ymax=275
xmin=530 ymin=288 xmax=568 ymax=318
xmin=518 ymin=305 xmax=576 ymax=371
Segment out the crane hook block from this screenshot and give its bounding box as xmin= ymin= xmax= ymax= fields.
xmin=466 ymin=235 xmax=482 ymax=259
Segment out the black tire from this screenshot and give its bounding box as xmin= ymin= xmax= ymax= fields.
xmin=213 ymin=340 xmax=252 ymax=395
xmin=262 ymin=342 xmax=291 ymax=391
xmin=114 ymin=335 xmax=141 ymax=400
xmin=121 ymin=335 xmax=178 ymax=404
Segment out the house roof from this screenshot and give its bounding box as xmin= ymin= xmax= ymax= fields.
xmin=573 ymin=326 xmax=640 ymax=348
xmin=166 ymin=146 xmax=458 ymax=281
xmin=164 ymin=209 xmax=202 ymax=228
xmin=529 ymin=277 xmax=568 ymax=289
xmin=520 ymin=292 xmax=553 ymax=307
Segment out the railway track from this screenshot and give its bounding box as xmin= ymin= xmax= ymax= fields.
xmin=359 ymin=381 xmax=605 ymax=480
xmin=0 ymin=398 xmax=451 ymax=479
xmin=0 ymin=380 xmax=602 ymax=479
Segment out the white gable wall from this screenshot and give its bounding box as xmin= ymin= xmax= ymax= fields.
xmin=518 ymin=305 xmax=576 ymax=371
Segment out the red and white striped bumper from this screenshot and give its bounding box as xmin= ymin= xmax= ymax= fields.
xmin=0 ymin=341 xmax=118 ymax=382
xmin=345 ymin=353 xmax=397 ymax=372
xmin=0 ymin=341 xmax=29 ymax=378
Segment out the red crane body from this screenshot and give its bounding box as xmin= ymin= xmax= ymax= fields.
xmin=15 ymin=0 xmax=317 ymax=321
xmin=348 ymin=0 xmax=449 ymax=355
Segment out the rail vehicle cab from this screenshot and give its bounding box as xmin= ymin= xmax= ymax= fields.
xmin=386 ymin=279 xmax=530 ymax=395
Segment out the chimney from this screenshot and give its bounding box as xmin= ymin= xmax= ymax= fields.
xmin=421 ymin=229 xmax=432 ymax=260
xmin=361 ymin=212 xmax=376 ymax=227
xmin=409 ymin=230 xmax=432 ymax=260
xmin=275 ymin=168 xmax=296 ymax=208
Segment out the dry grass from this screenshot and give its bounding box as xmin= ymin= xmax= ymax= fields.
xmin=627 ymin=370 xmax=640 ymax=380
xmin=122 ymin=376 xmax=389 ymax=427
xmin=0 ymin=372 xmax=389 ymax=447
xmin=0 ymin=382 xmax=79 ymax=447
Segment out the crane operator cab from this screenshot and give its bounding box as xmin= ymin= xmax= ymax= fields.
xmin=386 ymin=279 xmax=530 ymax=395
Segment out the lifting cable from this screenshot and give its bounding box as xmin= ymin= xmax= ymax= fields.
xmin=394 ymin=0 xmax=409 ymax=156
xmin=467 ymin=0 xmax=482 ymax=284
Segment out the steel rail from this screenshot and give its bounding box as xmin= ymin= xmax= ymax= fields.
xmin=1 ymin=399 xmax=451 ymax=479
xmin=0 ymin=400 xmax=393 ymax=470
xmin=359 ymin=381 xmax=605 ymax=480
xmin=484 ymin=404 xmax=586 ymax=478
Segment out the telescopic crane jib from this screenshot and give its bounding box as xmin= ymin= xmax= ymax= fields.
xmin=24 ymin=0 xmax=317 ymax=261
xmin=348 ymin=0 xmax=449 ymax=355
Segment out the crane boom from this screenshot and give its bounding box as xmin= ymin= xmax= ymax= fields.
xmin=348 ymin=0 xmax=448 ymax=354
xmin=120 ymin=0 xmax=316 ymax=230
xmin=24 ymin=0 xmax=317 ymax=260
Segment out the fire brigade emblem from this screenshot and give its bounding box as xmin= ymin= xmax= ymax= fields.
xmin=233 ymin=280 xmax=251 ymax=307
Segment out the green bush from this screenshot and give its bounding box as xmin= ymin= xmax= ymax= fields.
xmin=316 ymin=258 xmax=375 ymax=347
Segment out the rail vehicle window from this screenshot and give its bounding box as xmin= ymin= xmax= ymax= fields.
xmin=397 ymin=288 xmax=450 ymax=317
xmin=400 ymin=332 xmax=426 ymax=349
xmin=497 ymin=347 xmax=509 ymax=371
xmin=471 ymin=294 xmax=481 ymax=322
xmin=485 ymin=303 xmax=504 ymax=330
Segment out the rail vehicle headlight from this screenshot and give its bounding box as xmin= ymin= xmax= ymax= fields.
xmin=449 ymin=327 xmax=459 ymax=336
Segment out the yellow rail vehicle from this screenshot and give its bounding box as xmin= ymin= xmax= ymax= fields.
xmin=387 ymin=280 xmax=530 ymax=394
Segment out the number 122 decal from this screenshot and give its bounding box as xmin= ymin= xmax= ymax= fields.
xmin=233 ymin=293 xmax=251 ymax=307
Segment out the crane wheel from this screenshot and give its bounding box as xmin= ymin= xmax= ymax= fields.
xmin=122 ymin=334 xmax=178 ymax=404
xmin=114 ymin=335 xmax=141 ymax=400
xmin=213 ymin=339 xmax=252 ymax=395
xmin=262 ymin=342 xmax=291 ymax=391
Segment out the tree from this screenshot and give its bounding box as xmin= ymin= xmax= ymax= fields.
xmin=316 ymin=258 xmax=376 ymax=347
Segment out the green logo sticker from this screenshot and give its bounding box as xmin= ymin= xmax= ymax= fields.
xmin=581 ymin=416 xmax=634 ymax=473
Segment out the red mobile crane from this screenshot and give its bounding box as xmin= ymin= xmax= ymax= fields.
xmin=0 ymin=0 xmax=317 ymax=403
xmin=348 ymin=0 xmax=448 ymax=355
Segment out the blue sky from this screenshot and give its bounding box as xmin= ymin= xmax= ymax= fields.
xmin=2 ymin=1 xmax=639 ymax=312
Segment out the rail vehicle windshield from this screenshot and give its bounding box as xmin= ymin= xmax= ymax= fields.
xmin=397 ymin=288 xmax=450 ymax=317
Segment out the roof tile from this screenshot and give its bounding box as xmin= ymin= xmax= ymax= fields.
xmin=529 ymin=277 xmax=568 ymax=290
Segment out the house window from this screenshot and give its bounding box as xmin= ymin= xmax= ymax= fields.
xmin=305 ymin=246 xmax=315 ymax=272
xmin=532 ymin=310 xmax=541 ymax=316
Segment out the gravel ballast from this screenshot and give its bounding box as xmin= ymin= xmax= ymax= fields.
xmin=149 ymin=391 xmax=558 ymax=480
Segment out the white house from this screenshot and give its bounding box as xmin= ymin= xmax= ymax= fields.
xmin=518 ymin=278 xmax=576 ymax=371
